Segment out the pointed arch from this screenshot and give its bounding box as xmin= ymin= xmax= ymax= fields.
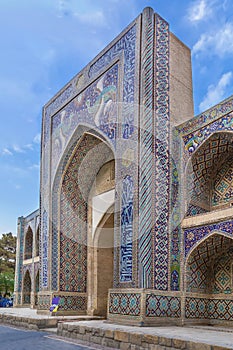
xmin=23 ymin=270 xmax=32 ymax=304
xmin=51 ymin=126 xmax=116 ymax=295
xmin=24 ymin=226 xmax=33 ymax=260
xmin=185 ymin=232 xmax=233 ymax=294
xmin=184 ymin=131 xmax=233 ymax=217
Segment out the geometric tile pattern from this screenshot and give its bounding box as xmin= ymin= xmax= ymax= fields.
xmin=213 ymin=254 xmax=232 ymax=293
xmin=190 ymin=133 xmax=233 ymax=210
xmin=185 ymin=297 xmax=208 ymax=319
xmin=184 ymin=220 xmax=233 ymax=257
xmin=52 ymin=133 xmax=114 ymax=292
xmin=182 ymin=112 xmax=233 ymax=154
xmin=59 ymin=135 xmax=103 ymax=292
xmin=146 ymin=294 xmax=181 ymax=318
xmin=212 ymin=156 xmax=233 ymax=207
xmin=208 ymin=299 xmax=233 ymax=320
xmin=120 ymin=175 xmax=133 ymax=282
xmin=154 ymin=14 xmax=170 ymax=291
xmin=186 ymin=297 xmax=233 ymax=321
xmin=178 ymin=97 xmax=233 ymax=137
xmin=54 ymin=295 xmax=87 ymax=311
xmin=186 ymin=204 xmax=208 ymax=217
xmin=186 ymin=234 xmax=233 ymax=293
xmin=109 ymin=292 xmax=141 ymax=316
xmin=42 ymin=210 xmax=48 ymax=288
xmin=58 ymin=131 xmax=116 ymax=296
xmin=186 ymin=255 xmax=211 ymax=293
xmin=37 ymin=295 xmax=51 ymax=310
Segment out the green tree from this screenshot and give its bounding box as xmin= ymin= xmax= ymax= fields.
xmin=0 ymin=272 xmax=14 ymax=297
xmin=0 ymin=233 xmax=16 ymax=295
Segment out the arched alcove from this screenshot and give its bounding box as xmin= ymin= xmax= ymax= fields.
xmin=23 ymin=270 xmax=32 ymax=305
xmin=55 ymin=130 xmax=115 ymax=316
xmin=24 ymin=227 xmax=33 ymax=260
xmin=185 ymin=132 xmax=233 ymax=217
xmin=186 ymin=233 xmax=233 ymax=294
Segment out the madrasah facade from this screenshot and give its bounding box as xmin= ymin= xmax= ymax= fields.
xmin=14 ymin=7 xmax=233 ymax=326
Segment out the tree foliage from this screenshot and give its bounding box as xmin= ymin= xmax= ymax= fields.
xmin=0 ymin=272 xmax=14 ymax=297
xmin=0 ymin=233 xmax=16 ymax=295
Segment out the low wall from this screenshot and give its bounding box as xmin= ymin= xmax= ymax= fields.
xmin=0 ymin=312 xmax=57 ymax=330
xmin=108 ymin=289 xmax=182 ymax=326
xmin=108 ymin=289 xmax=233 ymax=326
xmin=37 ymin=292 xmax=87 ymax=315
xmin=57 ymin=321 xmax=232 ymax=350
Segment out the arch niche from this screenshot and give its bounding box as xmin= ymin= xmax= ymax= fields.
xmin=24 ymin=226 xmax=33 ymax=260
xmin=57 ymin=131 xmax=115 ymax=315
xmin=185 ymin=131 xmax=233 ymax=217
xmin=23 ymin=270 xmax=32 ymax=305
xmin=186 ymin=233 xmax=233 ymax=294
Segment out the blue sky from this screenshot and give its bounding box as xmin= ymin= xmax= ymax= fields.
xmin=0 ymin=0 xmax=233 ymax=235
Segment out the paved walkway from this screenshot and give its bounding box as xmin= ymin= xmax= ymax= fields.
xmin=0 ymin=307 xmax=97 ymax=320
xmin=1 ymin=308 xmax=233 ymax=349
xmin=0 ymin=307 xmax=102 ymax=330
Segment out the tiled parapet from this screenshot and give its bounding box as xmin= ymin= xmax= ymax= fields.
xmin=107 ymin=289 xmax=183 ymax=326
xmin=108 ymin=289 xmax=233 ymax=326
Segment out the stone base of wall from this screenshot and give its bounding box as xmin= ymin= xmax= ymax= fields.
xmin=57 ymin=321 xmax=231 ymax=350
xmin=0 ymin=313 xmax=57 ymax=330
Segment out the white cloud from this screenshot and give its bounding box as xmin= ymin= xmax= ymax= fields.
xmin=74 ymin=10 xmax=106 ymax=26
xmin=33 ymin=133 xmax=41 ymax=144
xmin=199 ymin=71 xmax=232 ymax=111
xmin=28 ymin=164 xmax=40 ymax=171
xmin=193 ymin=22 xmax=233 ymax=56
xmin=2 ymin=148 xmax=13 ymax=156
xmin=24 ymin=144 xmax=34 ymax=150
xmin=12 ymin=145 xmax=25 ymax=153
xmin=187 ymin=0 xmax=212 ymax=22
xmin=1 ymin=138 xmax=39 ymax=157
